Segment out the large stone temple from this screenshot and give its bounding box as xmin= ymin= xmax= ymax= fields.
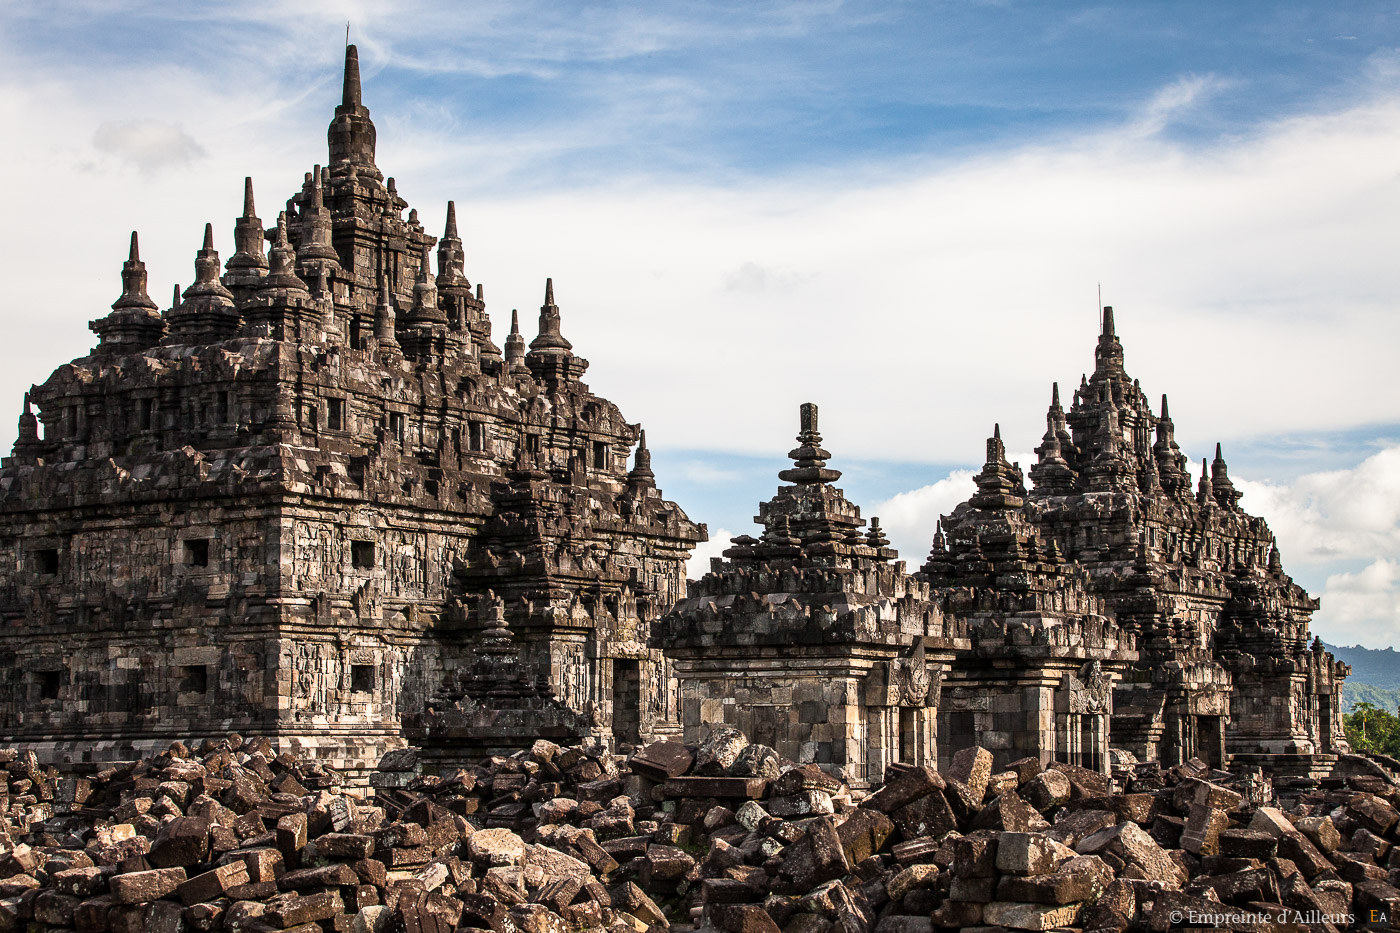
xmin=0 ymin=46 xmax=705 ymax=778
xmin=0 ymin=47 xmax=1350 ymax=785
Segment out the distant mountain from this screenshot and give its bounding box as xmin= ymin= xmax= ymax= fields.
xmin=1320 ymin=643 xmax=1400 ymax=711
xmin=1342 ymin=681 xmax=1400 ymax=713
xmin=1325 ymin=643 xmax=1400 ymax=689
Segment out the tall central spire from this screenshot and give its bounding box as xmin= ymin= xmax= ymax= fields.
xmin=342 ymin=42 xmax=363 ymax=109
xmin=1094 ymin=304 xmax=1125 ymax=374
xmin=327 ymin=44 xmax=379 ymax=177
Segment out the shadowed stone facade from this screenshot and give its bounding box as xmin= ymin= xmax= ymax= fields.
xmin=0 ymin=47 xmax=704 ymax=777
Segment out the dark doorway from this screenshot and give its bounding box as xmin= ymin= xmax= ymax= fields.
xmin=941 ymin=710 xmax=976 ymax=771
xmin=899 ymin=707 xmax=916 ymax=763
xmin=1197 ymin=715 xmax=1224 ymax=768
xmin=612 ymin=659 xmax=641 ymax=745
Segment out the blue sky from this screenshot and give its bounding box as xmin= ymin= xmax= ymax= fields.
xmin=2 ymin=2 xmax=1400 ymax=645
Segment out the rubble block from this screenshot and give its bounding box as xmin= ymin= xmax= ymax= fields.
xmin=629 ymin=743 xmax=694 ymax=782
xmin=996 ymin=855 xmax=1112 ymax=905
xmin=994 ymin=833 xmax=1065 ymax=876
xmin=1077 ymin=821 xmax=1186 ymax=888
xmin=110 ymin=867 xmax=187 ymax=904
xmin=946 ymin=748 xmax=994 ymax=804
xmin=982 ymin=900 xmax=1081 ymax=931
xmin=1180 ymin=804 xmax=1231 ymax=856
xmin=177 ymin=862 xmax=249 ymax=905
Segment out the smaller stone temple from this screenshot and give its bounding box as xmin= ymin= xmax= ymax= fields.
xmin=920 ymin=426 xmax=1138 ymax=773
xmin=1018 ymin=308 xmax=1349 ymax=777
xmin=657 ymin=405 xmax=970 ymax=787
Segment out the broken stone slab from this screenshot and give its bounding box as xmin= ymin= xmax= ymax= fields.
xmin=835 ymin=808 xmax=893 ymax=865
xmin=1020 ymin=770 xmax=1071 ymax=812
xmin=109 ymin=866 xmax=187 ymax=904
xmin=176 ymin=861 xmax=248 ymax=905
xmin=729 ymin=745 xmax=782 ymax=780
xmin=466 ymin=828 xmax=526 ymax=867
xmin=886 ymin=863 xmax=939 ymax=901
xmin=146 ymin=815 xmax=211 ymax=868
xmin=629 ymin=742 xmax=694 ymax=782
xmin=891 ymin=787 xmax=958 ymax=840
xmin=862 ymin=766 xmax=944 ymax=815
xmin=1172 ymin=777 xmax=1243 ymax=813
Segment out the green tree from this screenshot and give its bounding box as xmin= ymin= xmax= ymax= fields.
xmin=1344 ymin=701 xmax=1400 ymax=758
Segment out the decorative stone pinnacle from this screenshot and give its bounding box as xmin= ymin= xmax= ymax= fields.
xmin=113 ymin=230 xmax=158 ymax=311
xmin=628 ymin=429 xmax=656 ymax=488
xmin=778 ymin=402 xmax=841 ymax=485
xmin=529 ymin=277 xmax=572 ymax=353
xmin=445 ymin=200 xmax=458 ymax=238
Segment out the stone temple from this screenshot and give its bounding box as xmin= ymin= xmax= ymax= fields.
xmin=659 ymin=313 xmax=1348 ymax=786
xmin=0 ymin=47 xmax=1349 ymax=786
xmin=0 ymin=46 xmax=704 ymax=779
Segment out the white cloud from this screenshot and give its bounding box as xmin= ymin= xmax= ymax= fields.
xmin=686 ymin=527 xmax=735 ymax=581
xmin=1128 ymin=74 xmax=1229 ymax=137
xmin=870 ymin=469 xmax=978 ymax=565
xmin=1320 ymin=559 xmax=1400 ymax=646
xmin=93 ymin=120 xmax=205 ymax=173
xmin=1235 ymin=445 xmax=1400 ymax=568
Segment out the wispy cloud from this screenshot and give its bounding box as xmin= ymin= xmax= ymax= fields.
xmin=92 ymin=120 xmax=205 ymax=173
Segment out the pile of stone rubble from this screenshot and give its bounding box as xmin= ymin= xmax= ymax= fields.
xmin=0 ymin=730 xmax=1395 ymax=932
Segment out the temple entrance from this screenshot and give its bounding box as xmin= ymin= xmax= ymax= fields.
xmin=941 ymin=710 xmax=976 ymax=770
xmin=612 ymin=659 xmax=641 ymax=746
xmin=899 ymin=706 xmax=915 ymax=762
xmin=1197 ymin=715 xmax=1223 ymax=768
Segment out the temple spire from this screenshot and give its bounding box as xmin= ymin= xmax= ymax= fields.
xmin=374 ymin=275 xmax=401 ymax=355
xmin=971 ymin=422 xmax=1024 ymax=509
xmin=445 ymin=200 xmax=458 ymax=238
xmin=528 ymin=277 xmax=573 ymax=354
xmin=226 ymin=176 xmax=268 ymax=283
xmin=113 ymin=232 xmax=158 ymax=311
xmin=628 ymin=429 xmax=656 ymax=489
xmin=1211 ymin=441 xmax=1241 ymax=510
xmin=407 ymin=245 xmax=445 ymax=324
xmin=342 ymin=43 xmax=362 ymax=109
xmin=778 ymin=403 xmax=841 ymax=485
xmin=504 ymin=308 xmax=527 ymax=370
xmin=328 ymin=43 xmax=379 ymax=175
xmin=1093 ymin=305 xmax=1125 ymax=374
